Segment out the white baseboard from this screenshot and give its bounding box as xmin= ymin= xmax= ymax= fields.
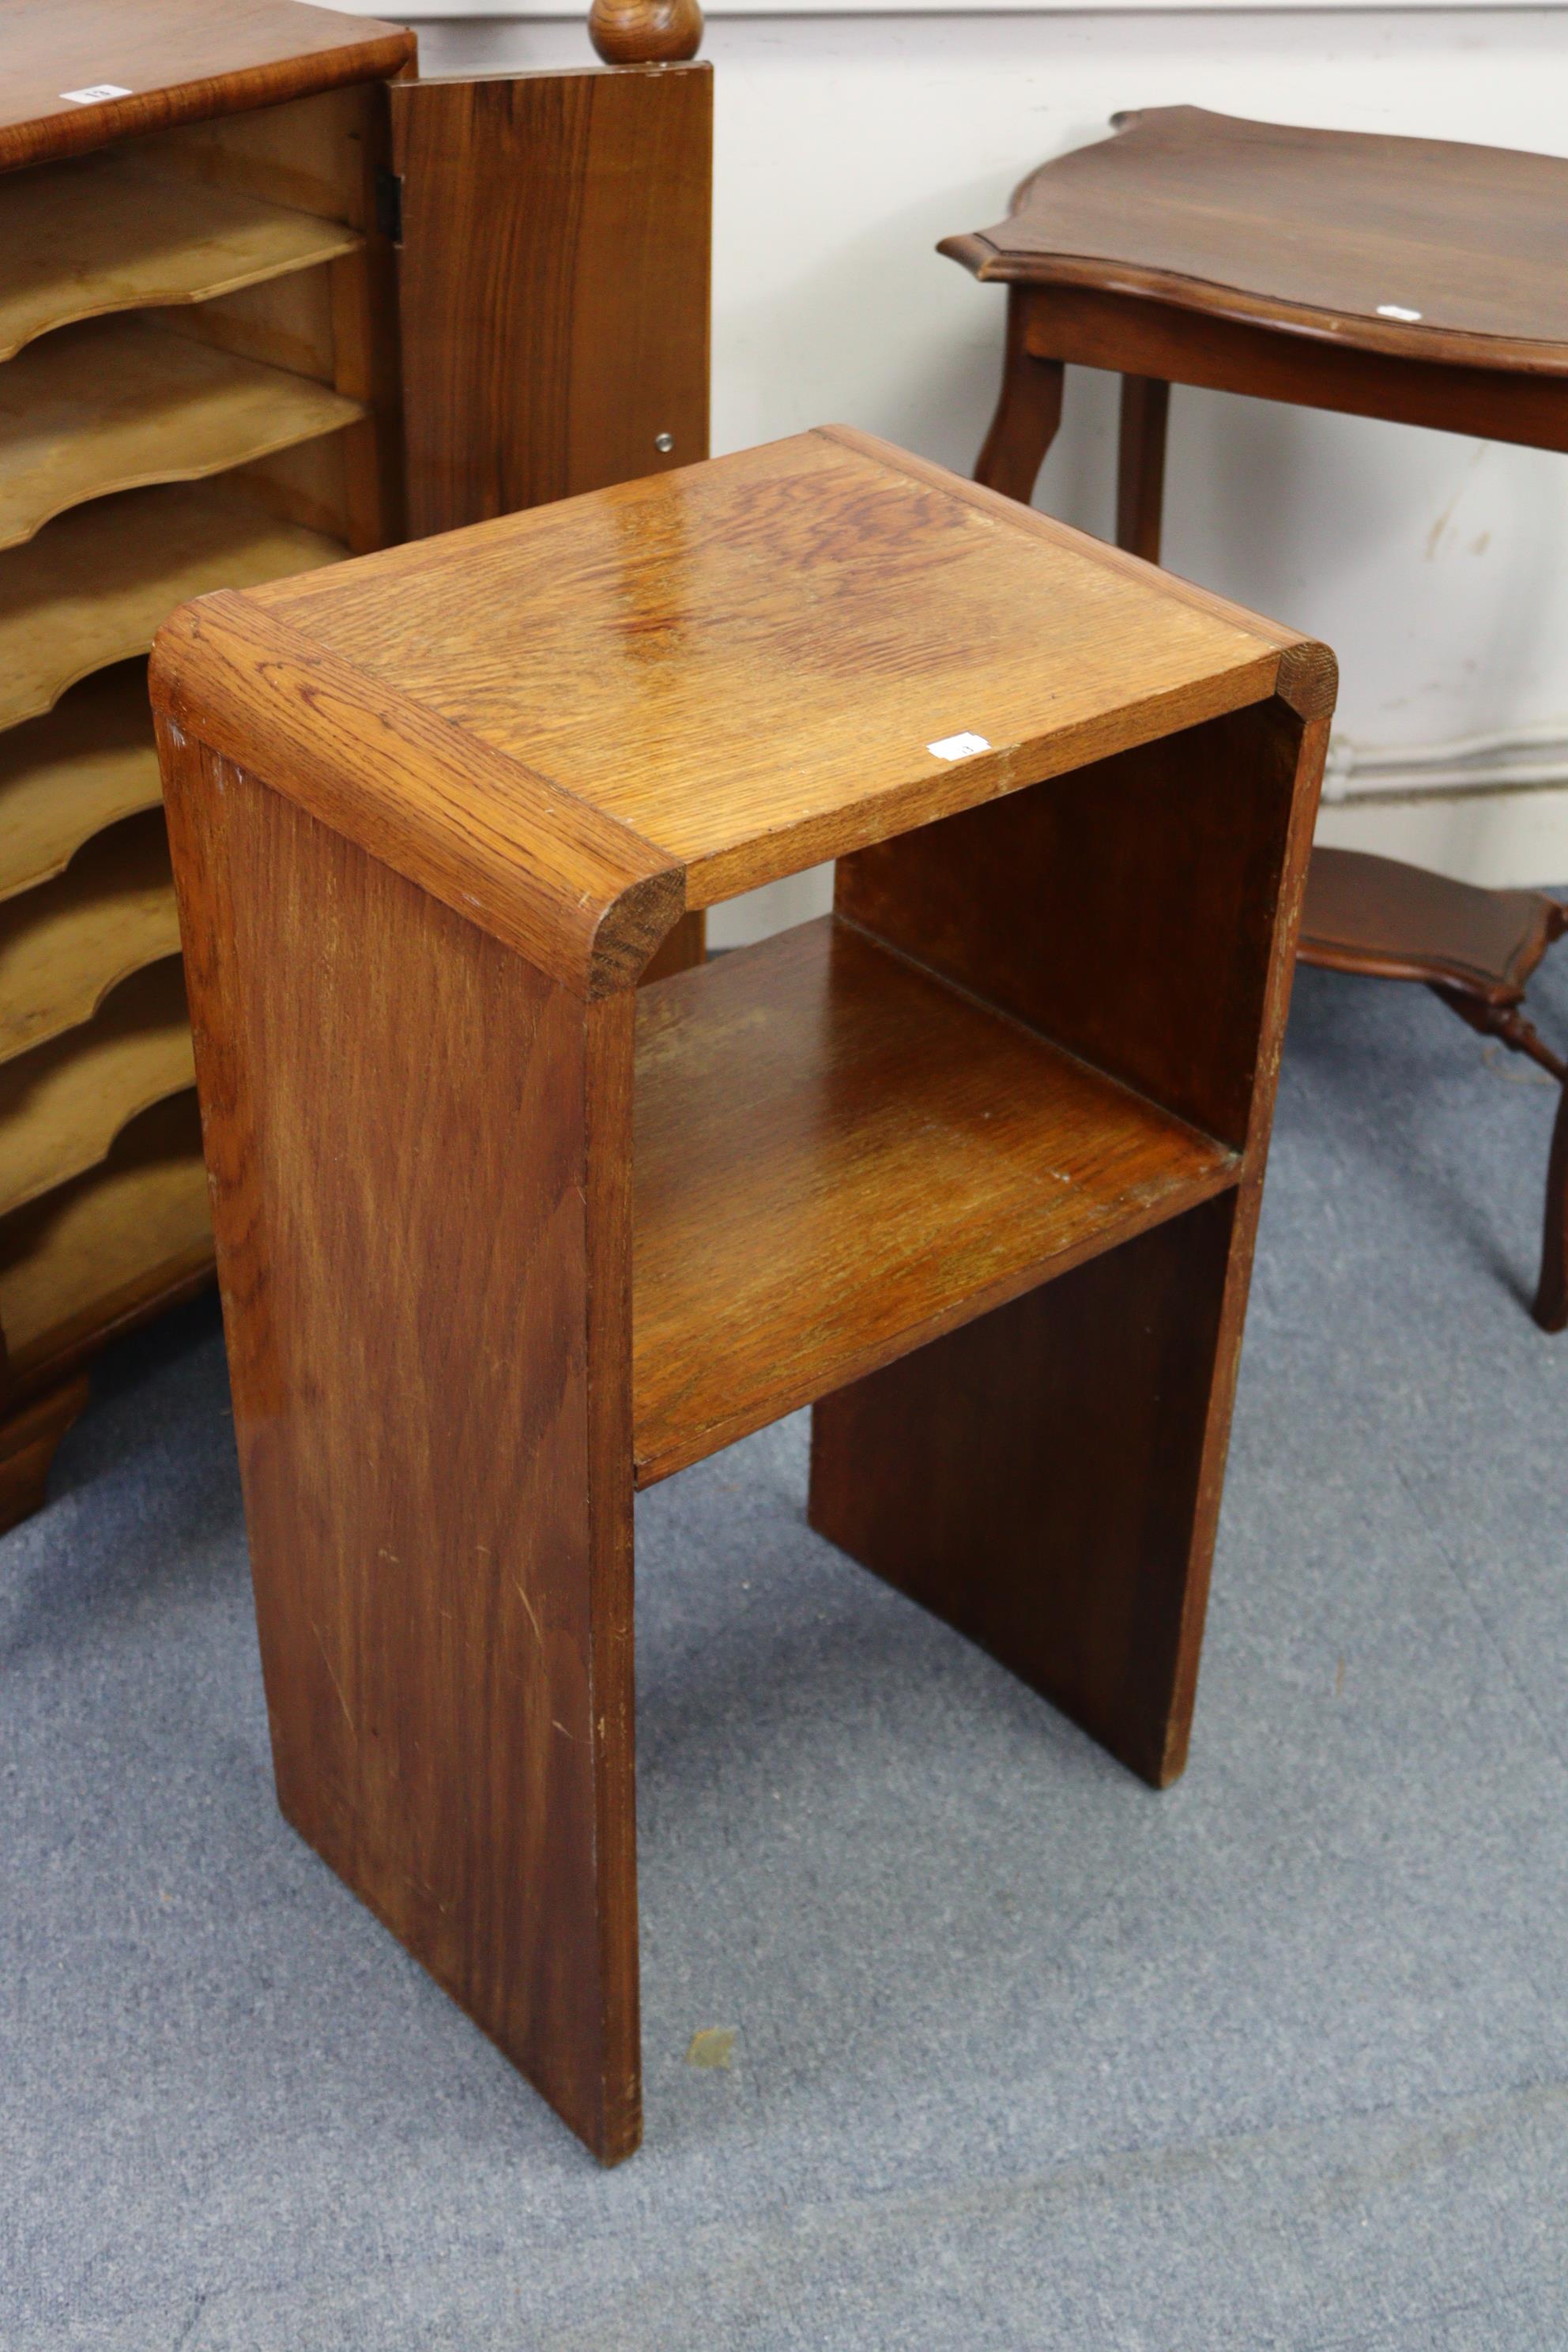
xmin=1322 ymin=721 xmax=1568 ymax=805
xmin=1317 ymin=720 xmax=1568 ymax=883
xmin=1314 ymin=787 xmax=1568 ymax=888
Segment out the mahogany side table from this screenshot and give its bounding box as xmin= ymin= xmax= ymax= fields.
xmin=152 ymin=427 xmax=1332 ymax=2162
xmin=943 ymin=107 xmax=1568 ymax=1323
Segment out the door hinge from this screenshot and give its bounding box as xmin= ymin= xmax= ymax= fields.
xmin=375 ymin=168 xmax=404 ymax=247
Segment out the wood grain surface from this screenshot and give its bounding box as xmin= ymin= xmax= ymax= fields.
xmin=156 ymin=259 xmax=340 ymax=386
xmin=0 ymin=1373 xmax=91 ymax=1536
xmin=150 ymin=594 xmax=683 ymax=998
xmin=632 ymin=916 xmax=1238 ymax=1486
xmin=0 ymin=481 xmax=341 ymax=732
xmin=391 ymin=68 xmax=711 ymax=537
xmin=943 ymin=106 xmax=1568 ymax=374
xmin=1015 ymin=282 xmax=1568 ymax=459
xmin=0 ymin=153 xmax=361 ymax=363
xmin=817 ymin=691 xmax=1329 ymax=1786
xmin=810 ymin=1196 xmax=1237 ymax=1787
xmin=948 ymin=111 xmax=1568 ymax=1344
xmin=0 ymin=1090 xmax=209 ymax=1380
xmin=160 ymin=733 xmax=643 ymax=2164
xmin=0 ymin=0 xmax=411 ymax=173
xmin=1116 ymin=376 xmax=1169 ymax=565
xmin=589 ymin=0 xmax=704 ymax=64
xmin=836 ymin=698 xmax=1307 ymax=1154
xmin=0 ymin=665 xmax=162 ymax=903
xmin=1299 ymin=846 xmax=1565 ymax=1005
xmin=0 ymin=955 xmax=192 ymax=1216
xmin=127 ymin=81 xmax=379 ymax=220
xmin=0 ymin=316 xmax=363 ymax=551
xmin=0 ymin=10 xmax=409 ymax=1522
xmin=155 ymin=427 xmax=1331 ymax=2154
xmin=0 ymin=811 xmax=176 ymax=1062
xmin=218 ymin=424 xmax=1324 ymax=908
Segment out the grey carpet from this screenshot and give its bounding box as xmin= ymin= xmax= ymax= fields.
xmin=3 ymin=950 xmax=1566 ymax=2351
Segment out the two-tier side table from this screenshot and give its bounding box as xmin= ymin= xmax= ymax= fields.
xmin=943 ymin=105 xmax=1568 ymax=1324
xmin=153 ymin=426 xmax=1332 ymax=2162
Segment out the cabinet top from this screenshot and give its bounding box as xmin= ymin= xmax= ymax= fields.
xmin=0 ymin=0 xmax=413 ymax=172
xmin=152 ymin=427 xmax=1334 ymax=996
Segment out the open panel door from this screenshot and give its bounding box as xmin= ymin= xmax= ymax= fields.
xmin=389 ymin=66 xmax=712 ymax=539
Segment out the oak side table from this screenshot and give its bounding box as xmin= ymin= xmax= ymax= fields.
xmin=942 ymin=105 xmax=1568 ymax=1325
xmin=153 ymin=426 xmax=1332 ymax=2163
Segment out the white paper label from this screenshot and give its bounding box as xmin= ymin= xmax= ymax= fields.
xmin=61 ymin=84 xmax=132 ymax=104
xmin=1375 ymin=303 xmax=1423 ymax=322
xmin=927 ymin=732 xmax=991 ymax=761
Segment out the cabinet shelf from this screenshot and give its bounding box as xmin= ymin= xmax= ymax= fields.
xmin=631 ymin=917 xmax=1240 ymax=1487
xmin=0 ymin=480 xmax=343 ymax=732
xmin=0 ymin=665 xmax=162 ymax=903
xmin=0 ymin=811 xmax=176 ymax=1064
xmin=0 ymin=316 xmax=365 ymax=551
xmin=0 ymin=154 xmax=362 ymax=364
xmin=0 ymin=956 xmax=193 ymax=1217
xmin=0 ymin=1090 xmax=209 ymax=1382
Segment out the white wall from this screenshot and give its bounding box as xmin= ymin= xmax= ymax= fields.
xmin=397 ymin=8 xmax=1568 ymax=938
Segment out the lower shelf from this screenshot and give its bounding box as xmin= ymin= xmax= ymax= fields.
xmin=0 ymin=1089 xmax=211 ymax=1386
xmin=631 ymin=916 xmax=1240 ymax=1486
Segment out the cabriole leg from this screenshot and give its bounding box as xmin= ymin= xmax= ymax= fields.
xmin=974 ymin=291 xmax=1065 ymax=506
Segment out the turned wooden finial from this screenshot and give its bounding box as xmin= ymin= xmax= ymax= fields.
xmin=589 ymin=0 xmax=703 ymax=64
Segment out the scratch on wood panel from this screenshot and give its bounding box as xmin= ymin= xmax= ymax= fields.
xmin=311 ymin=1617 xmax=356 ymax=1736
xmin=514 ymin=1579 xmax=544 ymax=1646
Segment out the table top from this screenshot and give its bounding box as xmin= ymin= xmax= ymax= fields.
xmin=160 ymin=425 xmax=1328 ymax=923
xmin=941 ymin=107 xmax=1568 ymax=377
xmin=0 ymin=0 xmax=413 ymax=173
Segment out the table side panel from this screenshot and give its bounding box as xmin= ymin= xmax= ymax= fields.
xmin=810 ymin=1192 xmax=1238 ymax=1788
xmin=158 ymin=726 xmax=642 ymax=2164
